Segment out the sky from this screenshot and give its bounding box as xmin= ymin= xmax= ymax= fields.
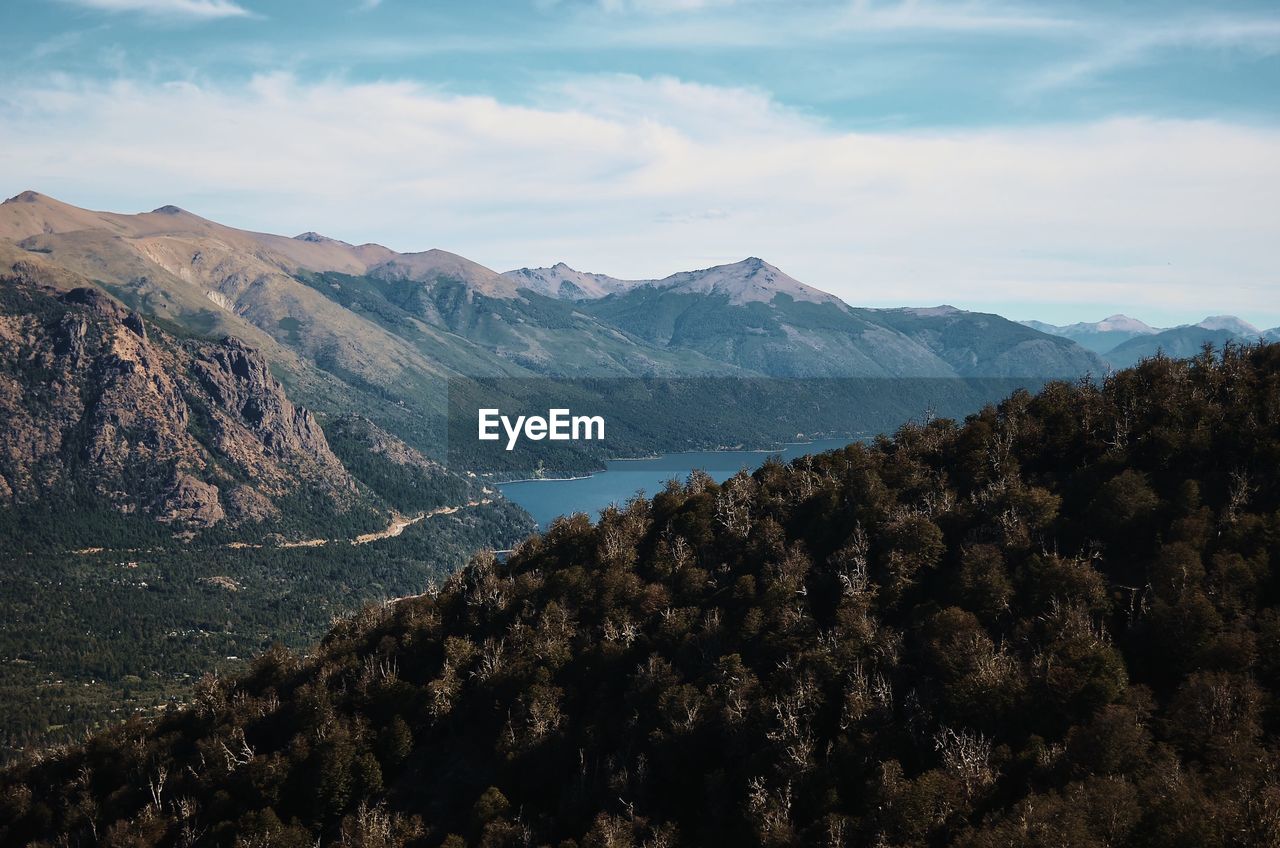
xmin=1 ymin=0 xmax=1278 ymax=328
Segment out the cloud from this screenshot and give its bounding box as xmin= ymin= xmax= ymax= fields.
xmin=0 ymin=72 xmax=1277 ymax=323
xmin=547 ymin=0 xmax=1074 ymax=49
xmin=587 ymin=0 xmax=1066 ymax=31
xmin=57 ymin=0 xmax=252 ymax=20
xmin=832 ymin=0 xmax=1072 ymax=34
xmin=1020 ymin=15 xmax=1280 ymax=95
xmin=596 ymin=0 xmax=742 ymax=11
xmin=655 ymin=208 xmax=730 ymax=224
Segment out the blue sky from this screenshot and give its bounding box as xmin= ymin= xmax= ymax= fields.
xmin=2 ymin=0 xmax=1278 ymax=327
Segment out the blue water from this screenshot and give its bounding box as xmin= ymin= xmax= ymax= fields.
xmin=498 ymin=437 xmax=857 ymax=528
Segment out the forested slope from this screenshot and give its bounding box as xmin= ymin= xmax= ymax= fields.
xmin=3 ymin=343 xmax=1280 ymax=847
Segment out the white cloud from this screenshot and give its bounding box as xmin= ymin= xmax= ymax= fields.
xmin=1 ymin=72 xmax=1277 ymax=323
xmin=597 ymin=0 xmax=743 ymax=11
xmin=1020 ymin=16 xmax=1280 ymax=95
xmin=588 ymin=0 xmax=1066 ymax=31
xmin=547 ymin=0 xmax=1074 ymax=50
xmin=833 ymin=0 xmax=1072 ymax=34
xmin=58 ymin=0 xmax=252 ymax=20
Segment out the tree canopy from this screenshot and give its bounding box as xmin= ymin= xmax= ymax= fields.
xmin=4 ymin=343 xmax=1280 ymax=847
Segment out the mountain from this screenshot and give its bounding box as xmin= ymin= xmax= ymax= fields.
xmin=1196 ymin=314 xmax=1262 ymax=337
xmin=1018 ymin=314 xmax=1158 ymax=355
xmin=1022 ymin=313 xmax=1267 ymax=365
xmin=6 ymin=342 xmax=1280 ymax=846
xmin=573 ymin=260 xmax=951 ymax=378
xmin=0 ymin=264 xmax=536 ymax=750
xmin=502 ymin=262 xmax=639 ymax=299
xmin=873 ymin=305 xmax=1106 ymax=377
xmin=0 ymin=264 xmax=523 ymax=545
xmin=575 ymin=263 xmax=1107 ymax=379
xmin=646 ymin=256 xmax=843 ymax=306
xmin=369 ymin=248 xmax=520 ymax=298
xmin=1105 ymin=323 xmax=1253 ymax=369
xmin=509 ymin=257 xmax=1105 ymax=377
xmin=503 ymin=257 xmax=840 ymax=306
xmin=1267 ymin=327 xmax=1280 ymax=342
xmin=0 ymin=276 xmax=351 ymax=533
xmin=0 ymin=191 xmax=1108 ymax=456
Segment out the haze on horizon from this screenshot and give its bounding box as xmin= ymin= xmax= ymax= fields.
xmin=1 ymin=0 xmax=1277 ymax=328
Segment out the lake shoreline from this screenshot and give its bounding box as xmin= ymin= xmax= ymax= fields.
xmin=496 ymin=433 xmax=864 ymax=484
xmin=498 ymin=436 xmax=864 ymax=528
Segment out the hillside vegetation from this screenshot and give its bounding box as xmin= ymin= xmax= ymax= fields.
xmin=3 ymin=343 xmax=1280 ymax=846
xmin=0 ymin=276 xmax=534 ymax=752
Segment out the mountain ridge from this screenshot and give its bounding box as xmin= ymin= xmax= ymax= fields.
xmin=503 ymin=257 xmax=844 ymax=307
xmin=1022 ymin=312 xmax=1268 ymax=361
xmin=0 ymin=191 xmax=1119 ymax=460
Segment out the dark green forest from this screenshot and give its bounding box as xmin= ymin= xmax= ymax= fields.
xmin=0 ymin=500 xmax=533 ymax=757
xmin=4 ymin=343 xmax=1280 ymax=846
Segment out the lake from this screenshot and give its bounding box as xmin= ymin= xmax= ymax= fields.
xmin=498 ymin=436 xmax=858 ymax=528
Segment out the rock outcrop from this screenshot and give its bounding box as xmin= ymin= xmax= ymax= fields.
xmin=0 ymin=273 xmax=359 ymax=530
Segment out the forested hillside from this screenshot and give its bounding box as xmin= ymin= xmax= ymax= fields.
xmin=3 ymin=343 xmax=1280 ymax=847
xmin=0 ymin=274 xmax=535 ymax=753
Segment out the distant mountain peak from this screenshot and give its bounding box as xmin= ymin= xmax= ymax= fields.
xmin=369 ymin=248 xmax=519 ymax=298
xmin=1087 ymin=315 xmax=1156 ymax=333
xmin=901 ymin=305 xmax=965 ymax=317
xmin=1015 ymin=314 xmax=1159 ymax=356
xmin=5 ymin=190 xmax=44 ymax=204
xmin=294 ymin=231 xmax=350 ymax=246
xmin=502 ymin=263 xmax=638 ymax=299
xmin=151 ymin=204 xmax=186 ymax=215
xmin=661 ymin=258 xmax=842 ymax=306
xmin=1197 ymin=315 xmax=1260 ymax=336
xmin=503 ymin=257 xmax=844 ymax=306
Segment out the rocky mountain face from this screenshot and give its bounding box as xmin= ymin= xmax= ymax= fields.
xmin=0 ymin=274 xmax=359 ymax=531
xmin=502 ymin=262 xmax=639 ymax=299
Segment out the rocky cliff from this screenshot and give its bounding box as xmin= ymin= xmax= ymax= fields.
xmin=0 ymin=271 xmax=356 ymax=531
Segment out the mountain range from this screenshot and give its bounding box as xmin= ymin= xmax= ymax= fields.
xmin=1022 ymin=313 xmax=1276 ymax=367
xmin=0 ymin=273 xmax=529 ymax=544
xmin=0 ymin=191 xmax=1113 ymax=468
xmin=0 ymin=191 xmax=1103 ymax=381
xmin=0 ymin=189 xmax=1273 ymax=758
xmin=2 ymin=188 xmax=1269 ymax=512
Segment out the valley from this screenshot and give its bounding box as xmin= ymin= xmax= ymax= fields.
xmin=1 ymin=189 xmax=1273 ymax=768
xmin=3 ymin=1 xmax=1276 ymax=842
